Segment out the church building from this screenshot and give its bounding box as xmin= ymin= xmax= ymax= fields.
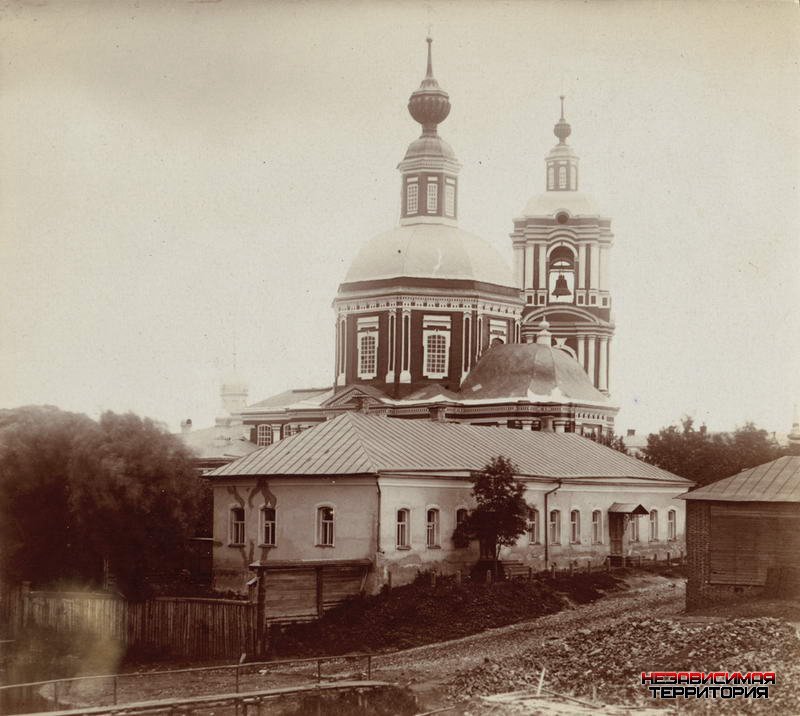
xmin=200 ymin=41 xmax=691 ymax=612
xmin=226 ymin=38 xmax=618 ymax=450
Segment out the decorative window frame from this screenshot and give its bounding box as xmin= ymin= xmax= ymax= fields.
xmin=667 ymin=509 xmax=677 ymax=541
xmin=356 ymin=316 xmax=379 ymax=379
xmin=396 ymin=507 xmax=411 ymax=549
xmin=591 ymin=509 xmax=603 ymax=544
xmin=316 ymin=504 xmax=336 ymax=547
xmin=425 ymin=506 xmax=441 ymax=548
xmin=547 ymin=165 xmax=554 ymax=190
xmin=488 ymin=318 xmax=508 ymax=345
xmin=260 ymin=505 xmax=276 ymax=547
xmin=570 ymin=509 xmax=581 ymax=544
xmin=229 ymin=506 xmax=246 ymax=546
xmin=422 ymin=315 xmax=451 ymax=379
xmin=558 ymin=165 xmax=567 ymax=189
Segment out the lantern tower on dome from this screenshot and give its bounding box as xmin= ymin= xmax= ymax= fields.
xmin=510 ymin=98 xmax=615 ymax=394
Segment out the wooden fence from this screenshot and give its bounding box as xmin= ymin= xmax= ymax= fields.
xmin=0 ymin=585 xmax=256 ymax=660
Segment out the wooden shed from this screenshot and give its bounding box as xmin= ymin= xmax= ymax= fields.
xmin=680 ymin=455 xmax=800 ymax=607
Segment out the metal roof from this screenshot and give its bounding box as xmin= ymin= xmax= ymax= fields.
xmin=245 ymin=388 xmax=332 ymax=411
xmin=207 ymin=413 xmax=690 ymax=483
xmin=679 ymin=455 xmax=800 ymax=503
xmin=608 ymin=503 xmax=649 ymax=515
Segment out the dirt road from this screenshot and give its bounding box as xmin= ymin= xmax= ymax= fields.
xmin=369 ymin=573 xmax=684 ymax=709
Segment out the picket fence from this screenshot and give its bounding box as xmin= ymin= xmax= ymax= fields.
xmin=0 ymin=585 xmax=256 ymax=659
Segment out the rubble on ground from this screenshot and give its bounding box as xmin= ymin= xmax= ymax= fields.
xmin=447 ymin=616 xmax=800 ymax=713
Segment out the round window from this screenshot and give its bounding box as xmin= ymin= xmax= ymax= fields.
xmin=556 ymin=212 xmax=569 ymax=225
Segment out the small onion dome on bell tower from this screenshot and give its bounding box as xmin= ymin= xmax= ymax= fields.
xmin=399 ymin=37 xmax=461 ymax=226
xmin=408 ymin=37 xmax=451 ymax=135
xmin=553 ymin=95 xmax=572 ymax=144
xmin=546 ymin=96 xmax=579 ymax=192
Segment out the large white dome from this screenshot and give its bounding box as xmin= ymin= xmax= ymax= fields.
xmin=342 ymin=223 xmax=515 ymax=288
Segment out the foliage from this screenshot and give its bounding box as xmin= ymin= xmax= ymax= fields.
xmin=0 ymin=406 xmax=209 ymax=597
xmin=590 ymin=431 xmax=629 ymax=454
xmin=453 ymin=456 xmax=530 ymax=569
xmin=641 ymin=417 xmax=783 ymax=486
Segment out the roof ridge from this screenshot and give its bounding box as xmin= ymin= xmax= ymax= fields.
xmin=339 ymin=412 xmax=381 ymax=473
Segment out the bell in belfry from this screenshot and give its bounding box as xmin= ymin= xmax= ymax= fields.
xmin=552 ymin=273 xmax=571 ymax=297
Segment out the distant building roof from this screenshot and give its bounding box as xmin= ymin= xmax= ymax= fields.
xmin=180 ymin=423 xmax=259 ymax=461
xmin=246 ymin=388 xmax=332 ymax=410
xmin=679 ymin=455 xmax=800 ymax=503
xmin=208 ymin=412 xmax=690 ymax=483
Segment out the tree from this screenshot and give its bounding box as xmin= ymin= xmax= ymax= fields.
xmin=452 ymin=456 xmax=530 ymax=576
xmin=641 ymin=417 xmax=783 ymax=486
xmin=590 ymin=431 xmax=629 ymax=455
xmin=0 ymin=406 xmax=209 ymax=597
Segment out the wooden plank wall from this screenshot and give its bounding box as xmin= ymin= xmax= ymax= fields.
xmin=0 ymin=588 xmax=255 ymax=660
xmin=709 ymin=504 xmax=800 ymax=586
xmin=128 ymin=598 xmax=256 ymax=659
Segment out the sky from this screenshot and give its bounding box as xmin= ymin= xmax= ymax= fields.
xmin=1 ymin=0 xmax=798 ymax=437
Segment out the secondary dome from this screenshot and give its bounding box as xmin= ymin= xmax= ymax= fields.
xmin=342 ymin=223 xmax=515 ymax=288
xmin=460 ymin=342 xmax=609 ymax=403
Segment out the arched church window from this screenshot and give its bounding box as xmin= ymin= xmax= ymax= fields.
xmin=358 ymin=335 xmax=376 ymax=377
xmin=558 ymin=166 xmax=567 ymax=189
xmin=570 ymin=166 xmax=577 ymax=190
xmin=422 ymin=315 xmax=451 ymax=378
xmin=425 ymin=334 xmax=447 ymax=375
xmin=356 ymin=316 xmax=379 ymax=379
xmin=256 ymin=424 xmax=273 ymax=447
xmin=547 ymin=166 xmax=554 ymax=190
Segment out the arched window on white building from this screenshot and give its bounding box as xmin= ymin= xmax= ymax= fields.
xmin=426 ymin=508 xmax=440 ymax=548
xmin=317 ymin=506 xmax=335 ymax=547
xmin=667 ymin=509 xmax=677 ymax=541
xmin=396 ymin=508 xmax=410 ymax=548
xmin=527 ymin=509 xmax=539 ymax=545
xmin=570 ymin=510 xmax=581 ymax=544
xmin=649 ymin=510 xmax=659 ymax=542
xmin=549 ymin=509 xmax=561 ymax=545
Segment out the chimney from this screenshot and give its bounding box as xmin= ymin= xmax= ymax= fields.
xmin=180 ymin=418 xmax=193 ymax=434
xmin=627 ymin=429 xmax=636 ymax=437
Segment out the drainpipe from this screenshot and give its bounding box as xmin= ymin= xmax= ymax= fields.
xmin=543 ymin=480 xmax=562 ymax=566
xmin=375 ymin=477 xmax=382 ymax=553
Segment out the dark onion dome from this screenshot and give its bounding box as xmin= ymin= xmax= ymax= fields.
xmin=342 ymin=223 xmax=515 ymax=288
xmin=553 ymin=94 xmax=572 ymax=143
xmin=460 ymin=342 xmax=610 ymax=404
xmin=407 ymin=37 xmax=451 ymax=135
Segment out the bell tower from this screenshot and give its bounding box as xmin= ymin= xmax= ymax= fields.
xmin=510 ymin=98 xmax=615 ymax=393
